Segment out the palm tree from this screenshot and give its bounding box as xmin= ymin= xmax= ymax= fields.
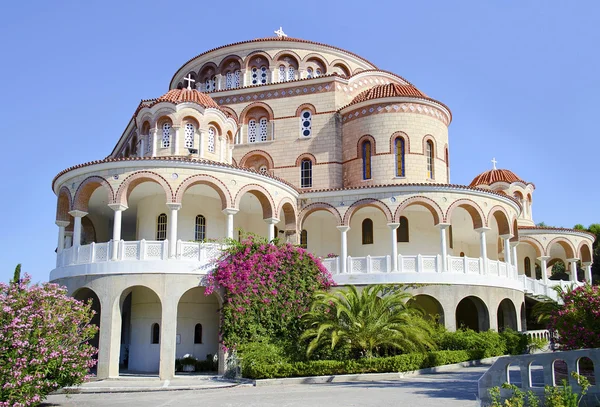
xmin=300 ymin=284 xmax=435 ymax=358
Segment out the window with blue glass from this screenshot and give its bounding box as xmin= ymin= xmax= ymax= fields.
xmin=395 ymin=137 xmax=405 ymax=177
xmin=362 ymin=141 xmax=372 ymax=180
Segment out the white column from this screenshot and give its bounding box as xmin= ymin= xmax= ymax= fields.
xmin=151 ymin=127 xmax=157 ymax=157
xmin=567 ymin=258 xmax=579 ymax=283
xmin=222 ymin=208 xmax=238 ymax=239
xmin=173 ymin=125 xmax=180 ymax=155
xmin=387 ymin=223 xmax=400 ymax=272
xmin=511 ymin=242 xmax=519 ymax=267
xmin=55 ymin=220 xmax=69 ymax=253
xmin=108 ymin=203 xmax=127 ymax=261
xmin=436 ymin=223 xmax=451 ymax=272
xmin=337 ymin=226 xmax=350 ymax=274
xmin=64 ymin=232 xmax=73 ymax=249
xmin=166 ymin=203 xmax=181 ymax=258
xmin=139 ymin=138 xmax=145 ymax=158
xmin=69 ymin=210 xmax=88 ymax=248
xmin=219 ymin=136 xmax=224 ymax=161
xmin=500 ymin=234 xmax=513 ymax=265
xmin=538 ymin=256 xmax=550 ymax=284
xmin=475 ymin=227 xmax=490 ymax=273
xmin=583 ymin=262 xmax=593 ymax=284
xmin=199 ymin=130 xmax=205 ymax=158
xmin=264 ymin=217 xmax=280 ymax=241
xmin=159 ymin=295 xmax=177 ymax=380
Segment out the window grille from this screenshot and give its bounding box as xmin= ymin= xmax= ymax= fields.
xmin=279 ymin=65 xmax=286 ymax=82
xmin=300 ymin=159 xmax=312 ymax=188
xmin=288 ymin=66 xmax=295 ymax=81
xmin=195 ymin=215 xmax=206 ymax=241
xmin=184 ymin=123 xmax=194 ymax=148
xmin=234 ymin=70 xmax=241 ymax=88
xmin=300 ymin=110 xmax=312 ymax=137
xmin=226 ymin=71 xmax=233 ymax=89
xmin=161 ymin=123 xmax=171 ymax=148
xmin=259 ymin=118 xmax=268 ymax=142
xmin=205 ymin=76 xmax=216 ymax=92
xmin=208 ymin=127 xmax=215 ymax=153
xmin=248 ymin=119 xmax=257 ymax=143
xmin=156 ymin=213 xmax=167 ymax=240
xmin=306 ymin=67 xmax=313 ymax=78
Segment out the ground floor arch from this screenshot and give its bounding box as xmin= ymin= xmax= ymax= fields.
xmin=497 ymin=298 xmax=518 ymax=331
xmin=73 ymin=287 xmax=101 ymax=355
xmin=455 ymin=296 xmax=490 ymax=332
xmin=409 ymin=294 xmax=445 ymax=326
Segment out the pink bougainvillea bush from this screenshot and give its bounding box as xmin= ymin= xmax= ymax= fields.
xmin=205 ymin=236 xmax=334 ymax=350
xmin=548 ymin=284 xmax=600 ymax=350
xmin=0 ymin=266 xmax=98 ymax=406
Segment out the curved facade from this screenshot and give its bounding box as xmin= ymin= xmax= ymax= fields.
xmin=50 ymin=34 xmax=595 ymax=380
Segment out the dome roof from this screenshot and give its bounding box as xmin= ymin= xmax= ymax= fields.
xmin=156 ymin=88 xmax=219 ymax=108
xmin=351 ymin=83 xmax=427 ymax=105
xmin=469 ymin=168 xmax=527 ymax=187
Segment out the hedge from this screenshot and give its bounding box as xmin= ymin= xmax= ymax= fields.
xmin=242 ymin=349 xmax=494 ymax=379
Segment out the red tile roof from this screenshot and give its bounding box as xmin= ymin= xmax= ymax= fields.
xmin=352 ymin=83 xmax=427 ymax=104
xmin=469 ymin=169 xmax=529 ymax=187
xmin=154 ymin=88 xmax=220 ymax=108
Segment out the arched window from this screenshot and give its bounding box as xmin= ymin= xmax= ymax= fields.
xmin=300 ymin=159 xmax=312 ymax=188
xmin=445 ymin=147 xmax=450 ymax=181
xmin=315 ymin=68 xmax=322 ymax=76
xmin=287 ymin=66 xmax=295 ymax=81
xmin=207 ymin=127 xmax=216 ymax=153
xmin=300 ymin=110 xmax=312 ymax=137
xmin=524 ymin=257 xmax=532 ymax=277
xmin=362 ymin=218 xmax=374 ymax=245
xmin=362 ymin=141 xmax=372 ymax=180
xmin=161 ymin=122 xmax=171 ymax=148
xmin=279 ymin=65 xmax=286 ymax=82
xmin=395 ymin=137 xmax=405 ymax=177
xmin=306 ymin=67 xmax=314 ymax=78
xmin=259 ymin=118 xmax=268 ymax=142
xmin=397 ymin=216 xmax=409 ymax=242
xmin=151 ymin=323 xmax=160 ymax=344
xmin=248 ymin=119 xmax=257 ymax=143
xmin=184 ymin=123 xmax=194 ymax=148
xmin=194 ymin=323 xmax=203 ymax=344
xmin=426 ymin=140 xmax=434 ymax=179
xmin=300 ymin=229 xmax=308 ymax=248
xmin=195 ymin=215 xmax=206 ymax=241
xmin=251 ymin=65 xmax=268 ymax=85
xmin=156 ymin=213 xmax=167 ymax=241
xmin=204 ymin=76 xmax=216 ymax=92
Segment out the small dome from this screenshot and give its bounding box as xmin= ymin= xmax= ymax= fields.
xmin=351 ymin=83 xmax=427 ymax=104
xmin=156 ymin=88 xmax=219 ymax=109
xmin=469 ymin=169 xmax=527 ymax=187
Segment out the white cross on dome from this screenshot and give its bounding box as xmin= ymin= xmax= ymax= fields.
xmin=491 ymin=157 xmax=497 ymax=170
xmin=274 ymin=27 xmax=287 ymax=38
xmin=184 ymin=74 xmax=195 ymax=90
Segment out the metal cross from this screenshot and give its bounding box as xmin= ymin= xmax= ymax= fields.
xmin=184 ymin=74 xmax=196 ymax=90
xmin=491 ymin=157 xmax=497 ymax=170
xmin=274 ymin=27 xmax=287 ymax=38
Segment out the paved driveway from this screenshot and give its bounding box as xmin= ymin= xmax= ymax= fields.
xmin=44 ymin=365 xmax=487 ymax=407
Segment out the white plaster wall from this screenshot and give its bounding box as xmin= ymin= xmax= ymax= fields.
xmin=398 ymin=210 xmax=440 ymax=255
xmin=128 ymin=288 xmax=161 ymax=373
xmin=176 ymin=288 xmax=219 ymax=360
xmin=449 ymin=207 xmax=481 ymax=258
xmin=303 ymin=211 xmax=339 ymax=257
xmin=136 ymin=195 xmax=169 ymax=241
xmin=516 ymin=244 xmax=538 ymax=276
xmin=179 ymin=193 xmax=226 ymax=241
xmin=348 ymin=207 xmax=389 ymax=257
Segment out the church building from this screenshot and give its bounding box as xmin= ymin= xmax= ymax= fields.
xmin=50 ymin=30 xmax=595 ymax=379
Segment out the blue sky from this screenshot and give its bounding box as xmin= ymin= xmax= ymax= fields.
xmin=0 ymin=1 xmax=598 ymax=283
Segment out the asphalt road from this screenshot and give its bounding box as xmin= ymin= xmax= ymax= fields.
xmin=43 ymin=365 xmax=487 ymax=407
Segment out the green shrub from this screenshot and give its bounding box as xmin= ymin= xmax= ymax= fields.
xmin=242 ymin=349 xmax=486 ymax=379
xmin=500 ymin=329 xmax=528 ymax=355
xmin=436 ymin=329 xmax=506 ymax=357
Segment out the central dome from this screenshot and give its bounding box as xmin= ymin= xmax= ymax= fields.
xmin=156 ymin=88 xmax=219 ymax=108
xmin=351 ymin=83 xmax=428 ymax=105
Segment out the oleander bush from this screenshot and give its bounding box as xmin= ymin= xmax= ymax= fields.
xmin=0 ymin=265 xmax=98 ymax=406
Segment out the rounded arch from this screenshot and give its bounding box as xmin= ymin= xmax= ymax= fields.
xmin=239 ymin=150 xmax=275 ymax=170
xmin=497 ymin=298 xmax=518 ymax=332
xmin=198 ymin=62 xmax=218 ymax=77
xmin=389 ymin=131 xmax=411 ymax=153
xmin=243 ymin=51 xmax=274 ymax=69
xmin=488 ymin=206 xmax=512 ymax=236
xmin=181 ymin=115 xmax=200 ymax=129
xmin=578 ymin=241 xmax=593 ymax=263
xmin=277 ymin=198 xmax=297 ymax=231
xmin=273 ymin=49 xmax=302 ymax=66
xmin=445 ymin=199 xmax=486 ymax=229
xmin=547 ymin=258 xmax=566 ymax=268
xmin=218 ymin=106 xmax=238 ymax=122
xmin=234 ymin=184 xmax=275 ymax=219
xmin=295 ymin=152 xmax=317 ymax=166
xmin=73 ymin=176 xmax=114 ymax=212
xmin=546 ymin=237 xmax=576 ymax=259
xmin=295 ymin=103 xmax=317 ymax=116
xmin=217 ymin=54 xmax=243 ymax=72
xmin=422 ymin=135 xmax=437 ymax=157
xmin=299 ymin=202 xmax=343 ymax=229
xmin=409 ymin=294 xmax=445 ymax=325
xmin=329 ymin=59 xmax=351 ymax=77
xmin=511 ymin=219 xmax=519 ymax=242
xmin=520 ymin=236 xmax=545 ymax=258
xmin=174 ymin=174 xmax=232 ymax=209
xmin=455 ymin=295 xmax=490 ymax=332
xmin=342 ymin=198 xmax=393 ymax=226
xmin=356 ymin=134 xmax=377 ymax=157
xmin=56 ymin=186 xmax=73 ymax=222
xmin=239 ymin=102 xmax=275 ymax=124
xmin=115 ymin=171 xmax=173 ymax=206
xmin=72 ymin=287 xmax=101 ymax=350
xmin=394 ymin=196 xmax=443 ymax=225
xmin=513 ymin=190 xmax=524 ymax=200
